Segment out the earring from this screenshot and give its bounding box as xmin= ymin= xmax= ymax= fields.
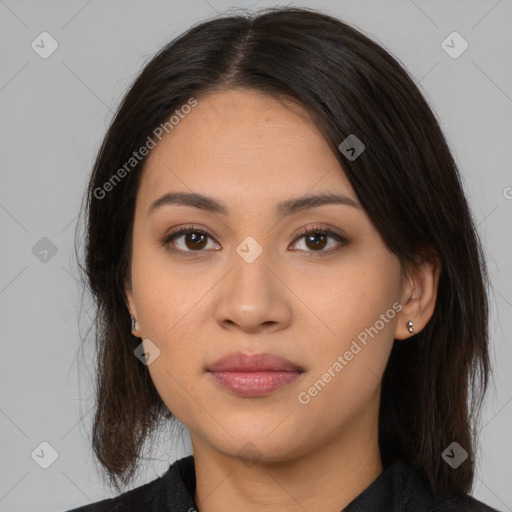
xmin=406 ymin=320 xmax=414 ymax=333
xmin=131 ymin=315 xmax=138 ymax=331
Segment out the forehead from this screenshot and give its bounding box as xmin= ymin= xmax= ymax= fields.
xmin=137 ymin=89 xmax=355 ymax=209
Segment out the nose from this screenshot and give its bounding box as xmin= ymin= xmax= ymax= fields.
xmin=212 ymin=248 xmax=293 ymax=335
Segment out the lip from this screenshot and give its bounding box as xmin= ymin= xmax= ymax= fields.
xmin=208 ymin=352 xmax=304 ymax=372
xmin=207 ymin=352 xmax=304 ymax=397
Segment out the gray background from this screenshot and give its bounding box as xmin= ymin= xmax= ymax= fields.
xmin=1 ymin=0 xmax=511 ymax=510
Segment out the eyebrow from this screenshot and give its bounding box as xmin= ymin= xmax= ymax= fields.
xmin=148 ymin=191 xmax=360 ymax=218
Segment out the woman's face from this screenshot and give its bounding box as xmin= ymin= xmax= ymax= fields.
xmin=125 ymin=89 xmax=412 ymax=462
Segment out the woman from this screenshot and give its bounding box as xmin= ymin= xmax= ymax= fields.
xmin=65 ymin=6 xmax=501 ymax=511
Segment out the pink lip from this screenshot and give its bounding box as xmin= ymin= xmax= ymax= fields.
xmin=207 ymin=352 xmax=304 ymax=397
xmin=208 ymin=352 xmax=304 ymax=372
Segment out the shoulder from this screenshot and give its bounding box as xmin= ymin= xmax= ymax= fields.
xmin=393 ymin=459 xmax=502 ymax=512
xmin=429 ymin=494 xmax=503 ymax=512
xmin=61 ymin=471 xmax=167 ymax=512
xmin=60 ymin=455 xmax=197 ymax=512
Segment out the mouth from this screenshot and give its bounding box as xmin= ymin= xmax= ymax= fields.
xmin=207 ymin=352 xmax=304 ymax=397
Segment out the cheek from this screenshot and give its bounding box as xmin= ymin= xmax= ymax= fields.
xmin=292 ymin=254 xmax=400 ymax=410
xmin=129 ymin=245 xmax=209 ymax=415
xmin=145 ymin=360 xmax=199 ymax=428
xmin=296 ymin=343 xmax=390 ymax=437
xmin=291 ymin=253 xmax=400 ymax=343
xmin=131 ymin=238 xmax=207 ymax=335
xmin=296 ymin=287 xmax=398 ymax=425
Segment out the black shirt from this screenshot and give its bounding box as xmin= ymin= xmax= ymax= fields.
xmin=63 ymin=455 xmax=502 ymax=512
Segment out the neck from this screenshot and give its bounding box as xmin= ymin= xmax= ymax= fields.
xmin=191 ymin=408 xmax=383 ymax=512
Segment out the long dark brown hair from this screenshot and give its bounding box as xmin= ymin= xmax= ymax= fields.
xmin=76 ymin=6 xmax=491 ymax=499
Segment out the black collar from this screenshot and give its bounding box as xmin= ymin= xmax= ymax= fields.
xmin=66 ymin=454 xmax=500 ymax=511
xmin=160 ymin=455 xmax=438 ymax=511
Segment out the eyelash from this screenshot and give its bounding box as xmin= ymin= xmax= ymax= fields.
xmin=160 ymin=224 xmax=348 ymax=258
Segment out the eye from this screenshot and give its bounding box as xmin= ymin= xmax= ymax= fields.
xmin=290 ymin=226 xmax=348 ymax=256
xmin=161 ymin=225 xmax=220 ymax=256
xmin=160 ymin=224 xmax=348 ymax=257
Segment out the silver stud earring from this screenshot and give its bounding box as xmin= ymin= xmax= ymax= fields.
xmin=406 ymin=320 xmax=414 ymax=333
xmin=131 ymin=315 xmax=138 ymax=331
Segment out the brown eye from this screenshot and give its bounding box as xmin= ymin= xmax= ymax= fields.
xmin=162 ymin=226 xmax=220 ymax=256
xmin=291 ymin=227 xmax=348 ymax=255
xmin=161 ymin=225 xmax=347 ymax=258
xmin=304 ymin=232 xmax=328 ymax=251
xmin=180 ymin=231 xmax=208 ymax=250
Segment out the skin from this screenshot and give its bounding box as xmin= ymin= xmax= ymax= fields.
xmin=124 ymin=89 xmax=441 ymax=511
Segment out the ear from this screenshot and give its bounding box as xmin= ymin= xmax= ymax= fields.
xmin=124 ymin=277 xmax=141 ymax=338
xmin=394 ymin=248 xmax=442 ymax=340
